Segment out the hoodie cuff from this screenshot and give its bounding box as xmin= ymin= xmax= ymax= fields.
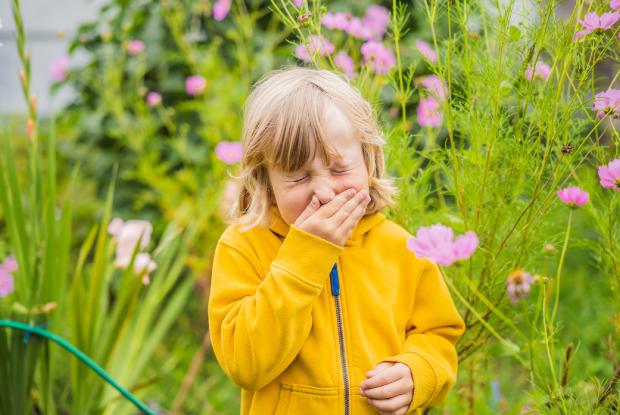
xmin=380 ymin=352 xmax=437 ymax=413
xmin=271 ymin=224 xmax=343 ymax=288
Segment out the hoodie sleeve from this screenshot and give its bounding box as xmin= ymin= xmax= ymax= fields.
xmin=379 ymin=258 xmax=465 ymax=413
xmin=208 ymin=225 xmax=343 ymax=391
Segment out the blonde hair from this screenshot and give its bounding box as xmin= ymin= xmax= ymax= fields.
xmin=226 ymin=66 xmax=398 ymax=232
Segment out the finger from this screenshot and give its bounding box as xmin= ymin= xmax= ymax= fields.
xmin=366 ymin=361 xmax=395 ymax=379
xmin=362 ymin=379 xmax=407 ymax=400
xmin=293 ymin=195 xmax=320 ymax=227
xmin=360 ymin=365 xmax=402 ymax=390
xmin=367 ymin=394 xmax=411 ymax=413
xmin=318 ymin=188 xmax=357 ymax=217
xmin=335 ymin=191 xmax=370 ymax=229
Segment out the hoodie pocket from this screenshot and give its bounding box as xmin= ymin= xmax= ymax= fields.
xmin=351 ymin=390 xmax=381 ymax=414
xmin=274 ymin=383 xmax=340 ymax=415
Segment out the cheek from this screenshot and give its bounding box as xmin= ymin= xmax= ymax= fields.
xmin=338 ymin=170 xmax=369 ymax=193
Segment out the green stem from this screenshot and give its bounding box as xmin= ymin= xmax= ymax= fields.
xmin=442 ymin=270 xmax=527 ymax=367
xmin=551 ymin=209 xmax=572 ymax=324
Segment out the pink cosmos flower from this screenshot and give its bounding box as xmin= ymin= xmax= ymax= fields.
xmin=334 ymin=51 xmax=355 ymax=79
xmin=295 ymin=35 xmax=334 ymax=62
xmin=557 ymin=186 xmax=589 ymax=208
xmin=322 ymin=12 xmax=350 ymax=31
xmin=2 ymin=256 xmax=17 ymax=273
xmin=126 ymin=40 xmax=145 ymax=55
xmin=415 ymin=39 xmax=438 ymax=63
xmin=417 ymin=97 xmax=442 ymax=127
xmin=418 ymin=75 xmax=448 ymax=102
xmin=215 ymin=141 xmax=243 ymax=164
xmin=573 ymin=12 xmax=620 ymax=39
xmin=407 ymin=224 xmax=479 ymax=267
xmin=185 ymin=75 xmax=206 ymax=96
xmin=292 ymin=0 xmax=303 ymax=7
xmin=598 ymin=158 xmax=620 ymax=190
xmin=612 ymin=0 xmax=620 ymax=10
xmin=0 ymin=256 xmax=17 ymax=297
xmin=506 ymin=269 xmax=538 ymax=304
xmin=49 ymin=55 xmax=69 ymax=82
xmin=362 ymin=5 xmax=390 ymax=40
xmin=360 ymin=41 xmax=395 ymax=74
xmin=0 ymin=269 xmax=13 ymax=297
xmin=452 ymin=232 xmax=479 ymax=262
xmin=346 ymin=17 xmax=372 ymax=40
xmin=525 ymin=61 xmax=551 ymax=81
xmin=146 ymin=91 xmax=162 ymax=107
xmin=593 ymin=88 xmax=620 ymax=117
xmin=213 ymin=0 xmax=232 ymax=21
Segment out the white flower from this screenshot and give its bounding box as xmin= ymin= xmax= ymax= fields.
xmin=109 ymin=219 xmax=152 ymax=262
xmin=109 ymin=218 xmax=155 ymax=284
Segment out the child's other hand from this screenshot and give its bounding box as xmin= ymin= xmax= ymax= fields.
xmin=360 ymin=361 xmax=413 ymax=415
xmin=293 ymin=188 xmax=370 ymax=247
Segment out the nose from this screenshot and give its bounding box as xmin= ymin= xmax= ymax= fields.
xmin=312 ymin=178 xmax=336 ymax=205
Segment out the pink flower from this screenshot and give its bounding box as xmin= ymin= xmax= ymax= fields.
xmin=334 ymin=51 xmax=355 ymax=79
xmin=322 ymin=12 xmax=350 ymax=31
xmin=362 ymin=5 xmax=390 ymax=40
xmin=506 ymin=269 xmax=538 ymax=304
xmin=213 ymin=0 xmax=232 ymax=21
xmin=295 ymin=35 xmax=334 ymax=62
xmin=215 ymin=141 xmax=243 ymax=164
xmin=418 ymin=75 xmax=448 ymax=102
xmin=453 ymin=232 xmax=479 ymax=262
xmin=0 ymin=256 xmax=17 ymax=297
xmin=573 ymin=12 xmax=620 ymax=39
xmin=49 ymin=55 xmax=69 ymax=82
xmin=1 ymin=256 xmax=17 ymax=273
xmin=598 ymin=158 xmax=620 ymax=190
xmin=146 ymin=91 xmax=162 ymax=107
xmin=557 ymin=186 xmax=589 ymax=208
xmin=525 ymin=61 xmax=551 ymax=81
xmin=0 ymin=268 xmax=14 ymax=297
xmin=612 ymin=0 xmax=620 ymax=10
xmin=415 ymin=39 xmax=438 ymax=63
xmin=593 ymin=88 xmax=620 ymax=117
xmin=417 ymin=97 xmax=442 ymax=127
xmin=360 ymin=41 xmax=395 ymax=74
xmin=185 ymin=75 xmax=206 ymax=96
xmin=292 ymin=0 xmax=303 ymax=7
xmin=407 ymin=224 xmax=479 ymax=267
xmin=346 ymin=17 xmax=372 ymax=40
xmin=126 ymin=40 xmax=145 ymax=55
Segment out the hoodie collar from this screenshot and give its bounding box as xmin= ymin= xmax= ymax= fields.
xmin=267 ymin=205 xmax=386 ymax=247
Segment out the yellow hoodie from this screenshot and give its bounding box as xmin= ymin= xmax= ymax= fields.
xmin=208 ymin=207 xmax=465 ymax=415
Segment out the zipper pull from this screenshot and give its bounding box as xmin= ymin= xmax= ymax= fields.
xmin=330 ymin=263 xmax=339 ymax=296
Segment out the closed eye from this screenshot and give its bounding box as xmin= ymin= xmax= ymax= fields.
xmin=290 ymin=175 xmax=308 ymax=183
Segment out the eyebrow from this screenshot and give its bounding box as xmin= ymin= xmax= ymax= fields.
xmin=297 ymin=159 xmax=349 ymax=172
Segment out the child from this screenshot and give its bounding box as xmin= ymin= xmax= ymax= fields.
xmin=208 ymin=67 xmax=465 ymax=415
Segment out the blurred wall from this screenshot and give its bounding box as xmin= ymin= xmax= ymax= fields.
xmin=0 ymin=0 xmax=101 ymax=116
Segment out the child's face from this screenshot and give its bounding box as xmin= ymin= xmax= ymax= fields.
xmin=268 ymin=106 xmax=370 ymax=226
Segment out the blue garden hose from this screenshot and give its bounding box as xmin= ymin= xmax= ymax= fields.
xmin=0 ymin=320 xmax=157 ymax=415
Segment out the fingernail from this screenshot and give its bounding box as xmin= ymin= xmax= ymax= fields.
xmin=347 ymin=189 xmax=356 ymax=197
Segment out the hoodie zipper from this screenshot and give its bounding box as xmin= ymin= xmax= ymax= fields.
xmin=330 ymin=262 xmax=350 ymax=415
